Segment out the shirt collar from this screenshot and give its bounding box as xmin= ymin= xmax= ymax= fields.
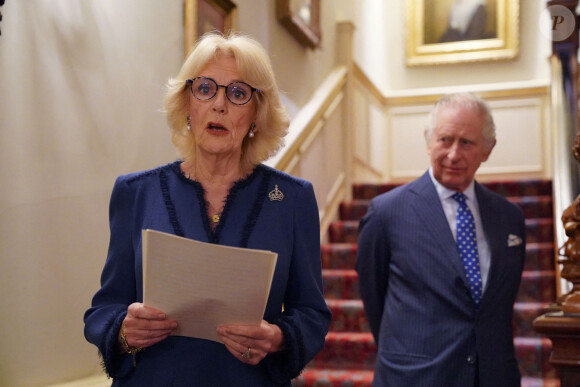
xmin=428 ymin=167 xmax=476 ymax=202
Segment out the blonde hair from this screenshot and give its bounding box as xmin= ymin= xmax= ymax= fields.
xmin=163 ymin=32 xmax=289 ymax=173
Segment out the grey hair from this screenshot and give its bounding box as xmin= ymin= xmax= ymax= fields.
xmin=424 ymin=92 xmax=496 ymax=151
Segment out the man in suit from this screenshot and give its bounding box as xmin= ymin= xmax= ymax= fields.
xmin=356 ymin=93 xmax=526 ymax=387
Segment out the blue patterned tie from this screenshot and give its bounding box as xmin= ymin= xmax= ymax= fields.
xmin=452 ymin=192 xmax=483 ymax=306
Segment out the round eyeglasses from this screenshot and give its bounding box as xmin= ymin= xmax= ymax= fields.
xmin=186 ymin=77 xmax=260 ymax=106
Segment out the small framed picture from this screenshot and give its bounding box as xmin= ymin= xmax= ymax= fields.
xmin=183 ymin=0 xmax=238 ymax=57
xmin=276 ymin=0 xmax=321 ymax=49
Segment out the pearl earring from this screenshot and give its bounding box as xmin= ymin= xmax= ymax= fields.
xmin=186 ymin=116 xmax=191 ymax=131
xmin=248 ymin=123 xmax=255 ymax=138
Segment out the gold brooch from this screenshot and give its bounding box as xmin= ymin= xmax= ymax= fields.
xmin=269 ymin=185 xmax=284 ymax=201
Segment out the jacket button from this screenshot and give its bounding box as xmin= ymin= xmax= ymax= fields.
xmin=467 ymin=355 xmax=476 ymax=364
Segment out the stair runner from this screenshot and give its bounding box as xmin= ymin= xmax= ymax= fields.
xmin=292 ymin=180 xmax=561 ymax=387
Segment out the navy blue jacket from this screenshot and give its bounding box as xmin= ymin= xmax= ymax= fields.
xmin=84 ymin=161 xmax=331 ymax=386
xmin=356 ymin=172 xmax=525 ymax=387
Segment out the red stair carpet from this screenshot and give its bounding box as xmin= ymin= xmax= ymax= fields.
xmin=292 ymin=180 xmax=561 ymax=387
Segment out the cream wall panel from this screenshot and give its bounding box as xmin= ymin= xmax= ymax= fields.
xmin=369 ymin=104 xmax=389 ymax=172
xmin=325 ymin=107 xmax=346 ymax=202
xmin=353 ymin=88 xmax=371 ymax=160
xmin=352 ymin=76 xmax=388 ymax=181
xmin=480 ymin=99 xmax=545 ymax=175
xmin=351 ymin=87 xmax=367 ymax=182
xmin=389 ymin=105 xmax=432 ymax=179
xmin=387 ymin=96 xmax=549 ymax=181
xmin=286 ymin=155 xmax=302 ymax=179
xmin=300 ymin=127 xmax=329 ymax=209
xmin=299 ymin=105 xmax=345 ymax=212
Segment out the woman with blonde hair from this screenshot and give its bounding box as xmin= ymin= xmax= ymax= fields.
xmin=84 ymin=32 xmax=331 ymax=386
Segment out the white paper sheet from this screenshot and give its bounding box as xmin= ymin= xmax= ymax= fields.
xmin=142 ymin=229 xmax=278 ymax=342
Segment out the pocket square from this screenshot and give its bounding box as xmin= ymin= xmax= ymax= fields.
xmin=507 ymin=234 xmax=523 ymax=247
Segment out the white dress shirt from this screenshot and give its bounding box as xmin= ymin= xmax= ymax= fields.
xmin=428 ymin=168 xmax=491 ymax=292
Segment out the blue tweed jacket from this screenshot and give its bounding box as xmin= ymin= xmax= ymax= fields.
xmin=84 ymin=161 xmax=331 ymax=386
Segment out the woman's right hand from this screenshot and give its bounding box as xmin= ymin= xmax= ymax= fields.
xmin=120 ymin=303 xmax=178 ymax=350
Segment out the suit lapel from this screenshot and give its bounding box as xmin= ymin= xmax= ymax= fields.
xmin=475 ymin=183 xmax=502 ymax=303
xmin=409 ymin=173 xmax=467 ymax=278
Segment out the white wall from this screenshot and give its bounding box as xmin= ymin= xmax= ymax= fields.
xmin=239 ymin=0 xmax=340 ymax=115
xmin=0 ymin=2 xmax=184 ymax=385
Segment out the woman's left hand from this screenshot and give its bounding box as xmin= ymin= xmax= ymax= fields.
xmin=217 ymin=320 xmax=285 ymax=365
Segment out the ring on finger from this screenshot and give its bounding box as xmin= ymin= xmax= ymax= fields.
xmin=241 ymin=347 xmax=251 ymax=360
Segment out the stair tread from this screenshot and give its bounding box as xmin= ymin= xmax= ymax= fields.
xmin=322 ymin=241 xmax=554 ymax=249
xmin=322 ymin=268 xmax=557 ymax=302
xmin=352 ymin=181 xmax=552 ymax=199
xmin=328 ymin=219 xmax=554 ymax=244
xmin=294 ymin=372 xmax=560 ymax=387
xmin=514 ymin=336 xmax=554 ymax=345
xmin=293 ymin=369 xmax=374 ymax=385
xmin=322 ymin=268 xmax=555 ymax=276
xmin=326 ymin=299 xmax=551 ymax=308
xmin=298 ymin=369 xmax=374 ymax=376
xmin=521 ymin=377 xmax=561 ymax=387
xmin=344 ymin=195 xmax=553 ymax=203
xmin=514 ymin=301 xmax=552 ymax=308
xmin=326 ymin=299 xmax=363 ymax=306
xmin=323 ymin=268 xmax=358 ymax=274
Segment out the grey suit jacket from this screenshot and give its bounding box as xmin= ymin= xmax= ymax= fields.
xmin=356 ymin=171 xmax=526 ymax=387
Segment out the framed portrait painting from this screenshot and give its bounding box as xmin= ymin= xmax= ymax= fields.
xmin=276 ymin=0 xmax=321 ymax=49
xmin=405 ymin=0 xmax=519 ymax=66
xmin=183 ymin=0 xmax=238 ymax=57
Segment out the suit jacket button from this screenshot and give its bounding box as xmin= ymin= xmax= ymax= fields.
xmin=467 ymin=355 xmax=476 ymax=364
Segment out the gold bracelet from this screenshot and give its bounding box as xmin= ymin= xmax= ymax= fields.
xmin=120 ymin=322 xmax=141 ymax=366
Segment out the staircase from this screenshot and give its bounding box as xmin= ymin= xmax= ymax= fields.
xmin=292 ymin=180 xmax=561 ymax=387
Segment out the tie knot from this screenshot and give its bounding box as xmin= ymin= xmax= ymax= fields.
xmin=452 ymin=192 xmax=466 ymax=204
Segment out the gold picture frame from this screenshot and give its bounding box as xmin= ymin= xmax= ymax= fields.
xmin=405 ymin=0 xmax=519 ymax=66
xmin=184 ymin=0 xmax=238 ymax=57
xmin=276 ymin=0 xmax=321 ymax=49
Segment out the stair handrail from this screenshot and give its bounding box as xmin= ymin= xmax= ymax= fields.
xmin=265 ymin=66 xmax=348 ymax=172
